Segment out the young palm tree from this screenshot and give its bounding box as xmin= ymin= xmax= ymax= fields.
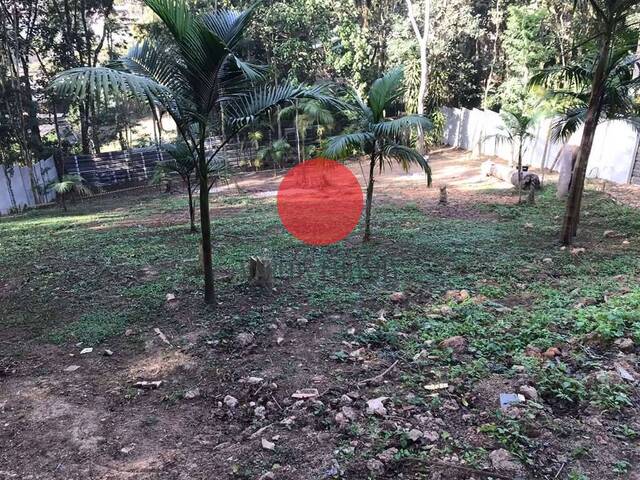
xmin=46 ymin=175 xmax=91 ymax=211
xmin=279 ymin=100 xmax=336 ymax=163
xmin=530 ymin=0 xmax=637 ymax=245
xmin=256 ymin=139 xmax=292 ymax=172
xmin=152 ymin=143 xmax=198 ymax=233
xmin=324 ymin=69 xmax=432 ymax=242
xmin=49 ymin=0 xmax=336 ymax=304
xmin=490 ymin=109 xmax=537 ymax=204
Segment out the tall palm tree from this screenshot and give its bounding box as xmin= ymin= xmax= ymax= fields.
xmin=49 ymin=0 xmax=336 ymax=304
xmin=490 ymin=109 xmax=537 ymax=204
xmin=324 ymin=69 xmax=432 ymax=242
xmin=279 ymin=100 xmax=336 ymax=163
xmin=530 ymin=0 xmax=638 ymax=245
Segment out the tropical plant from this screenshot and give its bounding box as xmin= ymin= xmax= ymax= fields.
xmin=489 ymin=109 xmax=537 ymax=204
xmin=324 ymin=68 xmax=432 ymax=241
xmin=256 ymin=139 xmax=292 ymax=172
xmin=49 ymin=0 xmax=337 ymax=304
xmin=46 ymin=175 xmax=91 ymax=211
xmin=530 ymin=0 xmax=638 ymax=245
xmin=152 ymin=143 xmax=199 ymax=232
xmin=279 ymin=100 xmax=336 ymax=163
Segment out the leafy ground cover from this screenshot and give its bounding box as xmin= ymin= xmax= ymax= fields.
xmin=1 ymin=152 xmax=639 ymax=479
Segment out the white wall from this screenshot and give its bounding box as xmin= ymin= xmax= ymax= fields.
xmin=441 ymin=107 xmax=639 ymax=184
xmin=0 ymin=157 xmax=57 ymax=215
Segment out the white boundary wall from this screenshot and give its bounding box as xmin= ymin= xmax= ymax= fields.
xmin=0 ymin=157 xmax=57 ymax=215
xmin=441 ymin=107 xmax=640 ymax=184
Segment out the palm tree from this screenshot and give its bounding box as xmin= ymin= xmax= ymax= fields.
xmin=49 ymin=0 xmax=336 ymax=304
xmin=152 ymin=143 xmax=199 ymax=233
xmin=530 ymin=0 xmax=638 ymax=245
xmin=324 ymin=69 xmax=432 ymax=242
xmin=256 ymin=139 xmax=292 ymax=172
xmin=46 ymin=175 xmax=91 ymax=211
xmin=279 ymin=100 xmax=336 ymax=163
xmin=489 ymin=109 xmax=537 ymax=204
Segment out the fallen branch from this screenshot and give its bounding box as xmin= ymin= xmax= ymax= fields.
xmin=358 ymin=360 xmax=399 ymax=386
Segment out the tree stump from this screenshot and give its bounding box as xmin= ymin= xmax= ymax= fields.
xmin=248 ymin=257 xmax=273 ymax=289
xmin=439 ymin=185 xmax=448 ymax=205
xmin=527 ymin=186 xmax=536 ymax=205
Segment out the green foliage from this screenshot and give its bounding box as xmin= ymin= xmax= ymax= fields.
xmin=535 ymin=362 xmax=586 ymax=405
xmin=590 ymin=382 xmax=633 ymax=413
xmin=50 ymin=311 xmax=128 ymax=345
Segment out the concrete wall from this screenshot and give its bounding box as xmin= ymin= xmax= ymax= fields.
xmin=441 ymin=107 xmax=640 ymax=184
xmin=0 ymin=157 xmax=57 ymax=215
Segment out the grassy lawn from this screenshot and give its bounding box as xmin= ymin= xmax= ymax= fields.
xmin=1 ymin=176 xmax=639 ymax=479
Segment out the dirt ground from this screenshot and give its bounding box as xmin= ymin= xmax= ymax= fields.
xmin=1 ymin=149 xmax=639 ymax=480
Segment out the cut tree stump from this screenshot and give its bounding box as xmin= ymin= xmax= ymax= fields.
xmin=248 ymin=257 xmax=273 ymax=289
xmin=439 ymin=185 xmax=448 ymax=205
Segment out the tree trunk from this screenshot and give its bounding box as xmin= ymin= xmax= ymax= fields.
xmin=187 ymin=178 xmax=196 ymax=233
xmin=517 ymin=145 xmax=523 ymax=204
xmin=406 ymin=0 xmax=430 ymax=154
xmin=482 ymin=0 xmax=501 ymax=109
xmin=560 ymin=32 xmax=611 ymax=245
xmin=198 ymin=144 xmax=215 ymax=304
xmin=363 ymin=151 xmax=376 ymax=242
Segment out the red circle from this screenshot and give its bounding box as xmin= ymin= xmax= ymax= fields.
xmin=277 ymin=158 xmax=363 ymax=246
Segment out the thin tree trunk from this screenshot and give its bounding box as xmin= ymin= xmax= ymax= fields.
xmin=187 ymin=177 xmax=196 ymax=233
xmin=517 ymin=145 xmax=523 ymax=204
xmin=540 ymin=123 xmax=552 ymax=187
xmin=483 ymin=0 xmax=501 ymax=108
xmin=406 ymin=0 xmax=430 ymax=154
xmin=560 ymin=32 xmax=612 ymax=245
xmin=197 ymin=132 xmax=215 ymax=304
xmin=363 ymin=150 xmax=376 ymax=242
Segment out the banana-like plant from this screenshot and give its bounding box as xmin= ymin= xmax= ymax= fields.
xmin=324 ymin=68 xmax=432 ymax=242
xmin=49 ymin=0 xmax=337 ymax=304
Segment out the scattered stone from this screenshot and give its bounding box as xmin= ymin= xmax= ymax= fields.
xmin=261 ymin=438 xmax=275 ymax=451
xmin=165 ymin=293 xmax=176 ymax=302
xmin=340 ymin=394 xmax=353 ymax=405
xmin=518 ymin=385 xmax=538 ymax=401
xmin=245 ymin=376 xmax=264 ymax=385
xmin=184 ymin=388 xmax=200 ymax=399
xmin=334 ymin=412 xmax=348 ymax=427
xmin=570 ymin=247 xmax=586 ymax=255
xmin=366 ymin=459 xmax=384 ymax=475
xmin=64 ymin=365 xmax=81 ymax=372
xmin=439 ymin=336 xmax=467 ymax=353
xmin=124 ymin=329 xmax=134 ymax=336
xmin=542 ymin=257 xmax=553 ymax=264
xmin=424 ymin=382 xmax=449 ymax=391
xmin=80 ymin=347 xmax=93 ymax=354
xmin=389 ymin=291 xmax=407 ymax=303
xmin=235 ymin=332 xmax=255 ymax=347
xmin=407 ymin=429 xmax=423 ymax=442
xmin=439 ymin=305 xmax=453 ymax=316
xmin=543 ymin=346 xmax=561 ymax=359
xmin=603 ymin=230 xmax=622 ymax=238
xmin=377 ymin=447 xmax=398 ymax=463
xmin=134 ymin=381 xmax=163 ymax=389
xmin=442 ymin=399 xmax=459 ymax=411
xmin=153 ymin=328 xmax=173 ymax=347
xmin=341 ymin=406 xmax=357 ymax=421
xmin=366 ymin=397 xmax=389 ymax=416
xmin=276 ymin=336 xmax=285 ymax=345
xmin=254 ymin=406 xmax=266 ymax=419
xmin=291 ymin=388 xmax=319 ymax=399
xmin=614 ymin=338 xmax=634 ymax=352
xmin=489 ymin=448 xmax=525 ymax=475
xmin=296 ymin=318 xmax=308 ymax=326
xmin=347 ymin=328 xmax=356 ymax=335
xmin=614 ymin=362 xmax=635 ymax=382
xmin=423 ymin=430 xmax=439 ymax=443
xmin=258 ymin=473 xmax=275 ymax=480
xmin=103 ymin=349 xmax=113 ymax=357
xmin=120 ymin=445 xmax=135 ymax=454
xmin=499 ymin=393 xmax=525 ymax=409
xmin=224 ymin=395 xmax=239 ymax=408
xmin=622 ymin=239 xmax=630 ymax=245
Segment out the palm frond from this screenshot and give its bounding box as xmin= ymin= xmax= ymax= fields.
xmin=47 ymin=175 xmax=91 ymax=196
xmin=373 ymin=115 xmax=432 ymax=138
xmin=323 ymin=132 xmax=375 ymax=159
xmin=368 ymin=68 xmax=404 ymax=121
xmin=550 ymin=107 xmax=588 ymax=142
xmin=49 ymin=67 xmax=176 ymax=109
xmin=224 ymin=83 xmax=339 ymax=130
xmin=381 ymin=143 xmax=431 ymax=185
xmin=200 ymin=4 xmax=258 ymax=51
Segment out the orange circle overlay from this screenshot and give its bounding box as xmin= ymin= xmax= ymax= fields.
xmin=277 ymin=158 xmax=363 ymax=246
